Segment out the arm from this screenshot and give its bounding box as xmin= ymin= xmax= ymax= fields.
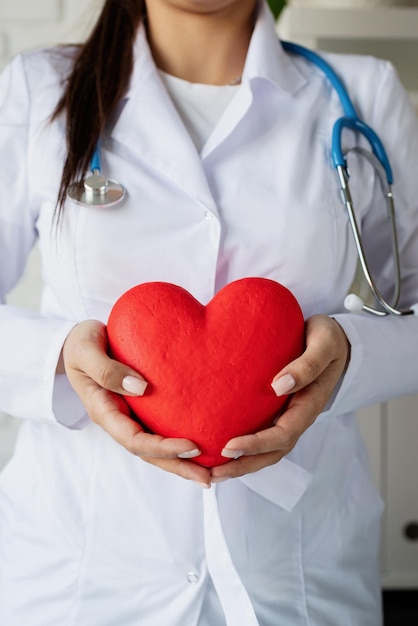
xmin=0 ymin=55 xmax=85 ymax=427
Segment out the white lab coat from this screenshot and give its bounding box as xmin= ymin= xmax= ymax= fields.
xmin=1 ymin=3 xmax=418 ymax=625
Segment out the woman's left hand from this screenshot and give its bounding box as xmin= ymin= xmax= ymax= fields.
xmin=210 ymin=314 xmax=350 ymax=482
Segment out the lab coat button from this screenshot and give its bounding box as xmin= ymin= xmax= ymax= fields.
xmin=204 ymin=211 xmax=213 ymax=220
xmin=187 ymin=572 xmax=199 ymax=585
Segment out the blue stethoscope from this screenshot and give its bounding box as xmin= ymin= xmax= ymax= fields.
xmin=67 ymin=42 xmax=417 ymax=317
xmin=67 ymin=140 xmax=127 ymax=208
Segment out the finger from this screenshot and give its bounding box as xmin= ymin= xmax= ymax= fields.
xmin=144 ymin=456 xmax=212 ymax=487
xmin=64 ymin=321 xmax=148 ymax=396
xmin=272 ymin=336 xmax=329 ymax=396
xmin=86 ymin=385 xmax=201 ymax=458
xmin=221 ymin=382 xmax=325 ymax=459
xmin=96 ymin=395 xmax=211 ymax=485
xmin=271 ymin=315 xmax=348 ymax=396
xmin=221 ymin=420 xmax=301 ymax=460
xmin=211 ymin=450 xmax=284 ymax=481
xmin=100 ymin=402 xmax=211 ymax=485
xmin=106 ymin=408 xmax=210 ymax=485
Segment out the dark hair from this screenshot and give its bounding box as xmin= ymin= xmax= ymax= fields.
xmin=52 ymin=0 xmax=145 ymax=220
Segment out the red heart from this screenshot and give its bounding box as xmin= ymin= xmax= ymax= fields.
xmin=107 ymin=278 xmax=305 ymax=467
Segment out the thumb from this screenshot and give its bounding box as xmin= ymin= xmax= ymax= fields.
xmin=120 ymin=371 xmax=148 ymax=396
xmin=270 ymin=315 xmax=349 ymax=397
xmin=271 ymin=371 xmax=298 ymax=397
xmin=270 ymin=351 xmax=323 ymax=397
xmin=63 ymin=320 xmax=148 ymax=397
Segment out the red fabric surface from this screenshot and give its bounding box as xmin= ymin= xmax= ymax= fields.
xmin=107 ymin=278 xmax=305 ymax=467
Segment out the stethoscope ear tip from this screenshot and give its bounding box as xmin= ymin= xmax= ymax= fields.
xmin=410 ymin=303 xmax=418 ymax=316
xmin=344 ymin=293 xmax=364 ymax=313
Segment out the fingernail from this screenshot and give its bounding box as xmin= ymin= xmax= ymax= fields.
xmin=211 ymin=477 xmax=230 ymax=483
xmin=193 ymin=481 xmax=211 ymax=490
xmin=271 ymin=373 xmax=296 ymax=397
xmin=122 ymin=375 xmax=148 ymax=396
xmin=178 ymin=448 xmax=201 ymax=459
xmin=221 ymin=449 xmax=244 ymax=459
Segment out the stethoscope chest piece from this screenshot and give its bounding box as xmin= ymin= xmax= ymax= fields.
xmin=68 ymin=171 xmax=126 ymax=208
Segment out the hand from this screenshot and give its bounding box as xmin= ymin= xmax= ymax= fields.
xmin=210 ymin=315 xmax=350 ymax=482
xmin=62 ymin=320 xmax=212 ymax=486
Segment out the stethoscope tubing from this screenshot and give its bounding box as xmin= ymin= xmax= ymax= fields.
xmin=67 ymin=139 xmax=126 ymax=208
xmin=281 ymin=41 xmax=394 ymax=184
xmin=66 ymin=40 xmax=416 ymax=316
xmin=282 ymin=40 xmax=414 ymax=316
xmin=281 ymin=41 xmax=357 ymax=118
xmin=332 ymin=118 xmax=393 ymax=184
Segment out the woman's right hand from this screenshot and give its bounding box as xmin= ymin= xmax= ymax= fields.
xmin=61 ymin=320 xmax=211 ymax=487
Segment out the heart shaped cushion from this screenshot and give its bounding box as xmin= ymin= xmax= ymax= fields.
xmin=107 ymin=277 xmax=305 ymax=467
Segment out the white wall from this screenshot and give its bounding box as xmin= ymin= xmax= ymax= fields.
xmin=0 ymin=0 xmax=101 ymax=71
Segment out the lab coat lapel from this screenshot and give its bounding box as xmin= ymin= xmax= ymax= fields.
xmin=201 ymin=83 xmax=253 ymax=160
xmin=110 ymin=4 xmax=307 ymax=206
xmin=110 ymin=28 xmax=219 ymax=215
xmin=202 ymin=0 xmax=308 ymax=160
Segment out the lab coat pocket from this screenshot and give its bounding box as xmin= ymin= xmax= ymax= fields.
xmin=339 ymin=455 xmax=385 ymax=554
xmin=303 ymin=455 xmax=384 ymax=567
xmin=300 ymin=456 xmax=385 ymax=625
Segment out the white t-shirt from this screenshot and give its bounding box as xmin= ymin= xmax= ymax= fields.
xmin=159 ymin=70 xmax=240 ymax=153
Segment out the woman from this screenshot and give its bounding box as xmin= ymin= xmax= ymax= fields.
xmin=0 ymin=0 xmax=417 ymax=624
